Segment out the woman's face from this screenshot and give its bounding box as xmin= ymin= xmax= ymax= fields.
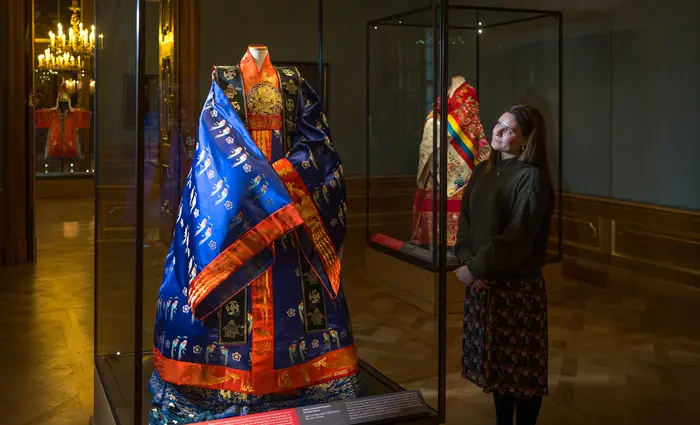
xmin=491 ymin=112 xmax=527 ymax=154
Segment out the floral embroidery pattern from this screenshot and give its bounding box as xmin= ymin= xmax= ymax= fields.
xmin=462 ymin=277 xmax=549 ymax=399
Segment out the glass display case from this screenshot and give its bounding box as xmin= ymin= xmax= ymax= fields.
xmin=366 ymin=4 xmax=563 ymax=277
xmin=92 ymin=1 xmax=450 ymax=425
xmin=32 ymin=0 xmax=99 ymax=178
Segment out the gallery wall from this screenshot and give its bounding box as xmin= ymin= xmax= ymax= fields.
xmin=558 ymin=0 xmax=699 ymax=210
xmin=609 ymin=1 xmax=699 ymax=210
xmin=204 ymin=0 xmax=698 ymax=211
xmin=198 ymin=0 xmax=432 ymax=176
xmin=198 ymin=1 xmax=565 ymax=181
xmin=91 ymin=0 xmax=700 ymax=213
xmin=400 ymin=0 xmax=700 ymax=211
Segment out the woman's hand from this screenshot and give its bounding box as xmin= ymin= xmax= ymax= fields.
xmin=455 ymin=265 xmax=475 ymax=286
xmin=471 ymin=278 xmax=489 ymax=290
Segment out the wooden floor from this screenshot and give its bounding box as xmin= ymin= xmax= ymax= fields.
xmin=2 ymin=197 xmax=700 ymax=425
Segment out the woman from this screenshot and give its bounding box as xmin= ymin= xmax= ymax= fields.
xmin=454 ymin=105 xmax=553 ymax=425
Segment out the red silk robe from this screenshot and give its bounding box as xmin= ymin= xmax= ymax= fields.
xmin=409 ymin=82 xmax=490 ymax=248
xmin=35 ymin=107 xmax=90 ymax=160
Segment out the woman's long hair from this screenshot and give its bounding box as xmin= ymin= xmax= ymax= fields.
xmin=484 ymin=104 xmax=551 ymax=177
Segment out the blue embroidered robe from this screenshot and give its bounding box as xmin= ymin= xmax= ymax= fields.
xmin=149 ymin=48 xmax=359 ymax=423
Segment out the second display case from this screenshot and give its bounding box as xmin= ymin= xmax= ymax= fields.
xmin=365 ymin=4 xmax=563 ymax=315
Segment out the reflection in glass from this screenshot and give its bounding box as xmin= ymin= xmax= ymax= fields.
xmin=367 ymin=6 xmax=562 ymax=270
xmin=33 ymin=0 xmax=101 ymax=178
xmin=93 ymin=0 xmax=137 ymax=423
xmin=362 ymin=6 xmax=561 ymax=422
xmin=361 ymin=7 xmax=445 ymax=419
xmin=91 ymin=1 xmax=561 ymax=424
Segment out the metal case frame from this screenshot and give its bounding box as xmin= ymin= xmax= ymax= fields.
xmin=365 ymin=2 xmax=563 ymax=422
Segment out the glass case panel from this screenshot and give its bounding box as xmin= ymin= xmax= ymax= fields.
xmin=364 ymin=6 xmax=562 ymax=424
xmin=92 ymin=1 xmax=566 ymax=424
xmin=93 ymin=1 xmax=446 ymax=424
xmin=474 ymin=9 xmax=562 ymax=260
xmin=367 ymin=5 xmax=562 ymax=270
xmin=90 ymin=0 xmax=560 ymax=424
xmin=94 ymin=0 xmax=137 ymax=423
xmin=363 ymin=4 xmax=446 ymax=422
xmin=366 ymin=7 xmax=451 ymax=271
xmin=33 ymin=0 xmax=96 ymax=178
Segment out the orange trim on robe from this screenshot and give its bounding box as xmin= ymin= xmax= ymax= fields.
xmin=272 ymin=158 xmax=341 ymax=298
xmin=152 ymin=345 xmax=359 ymax=395
xmin=239 ymin=47 xmax=283 ymax=133
xmin=250 ymin=270 xmax=277 ymax=394
xmin=239 ymin=46 xmax=278 ymax=90
xmin=250 ymin=130 xmax=273 ymax=158
xmin=187 ymin=203 xmax=303 ymax=317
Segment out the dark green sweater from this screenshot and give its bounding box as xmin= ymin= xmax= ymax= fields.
xmin=454 ymin=158 xmax=554 ymax=280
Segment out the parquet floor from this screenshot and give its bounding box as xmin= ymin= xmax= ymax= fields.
xmin=2 ymin=197 xmax=700 ymax=425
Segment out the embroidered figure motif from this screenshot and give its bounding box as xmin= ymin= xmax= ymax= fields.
xmin=308 ymin=289 xmax=321 ymax=305
xmin=310 ymin=308 xmax=324 ymax=327
xmin=225 ymin=85 xmax=240 ymax=99
xmin=223 ymin=68 xmax=237 ymax=80
xmin=289 ymin=342 xmax=298 ymax=365
xmin=233 ymin=154 xmax=247 ymax=167
xmin=227 ymin=147 xmax=243 ymax=159
xmin=222 ymin=320 xmax=245 ymax=340
xmin=282 ymin=79 xmax=298 ymax=94
xmin=247 ymin=83 xmax=283 ymax=116
xmin=226 ymin=301 xmax=240 ymax=316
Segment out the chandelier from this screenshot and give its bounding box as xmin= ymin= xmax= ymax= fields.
xmin=63 ymin=78 xmax=95 ymax=95
xmin=37 ymin=0 xmax=100 ymax=72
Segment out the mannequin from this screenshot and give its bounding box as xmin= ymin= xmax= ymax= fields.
xmin=248 ymin=44 xmax=268 ymax=71
xmin=448 ymin=74 xmax=466 ymax=98
xmin=408 ymin=74 xmax=490 ymax=249
xmin=57 ymin=97 xmax=70 ymax=113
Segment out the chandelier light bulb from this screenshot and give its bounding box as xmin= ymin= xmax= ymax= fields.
xmin=37 ymin=2 xmax=100 ymax=72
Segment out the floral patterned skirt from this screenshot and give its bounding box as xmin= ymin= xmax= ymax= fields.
xmin=462 ymin=277 xmax=549 ymax=399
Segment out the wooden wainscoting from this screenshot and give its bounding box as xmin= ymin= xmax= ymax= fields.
xmin=345 ymin=175 xmax=415 ymax=230
xmin=35 ymin=176 xmax=95 ymax=199
xmin=345 ymin=176 xmax=700 ymax=289
xmin=560 ymin=194 xmax=700 ymax=289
